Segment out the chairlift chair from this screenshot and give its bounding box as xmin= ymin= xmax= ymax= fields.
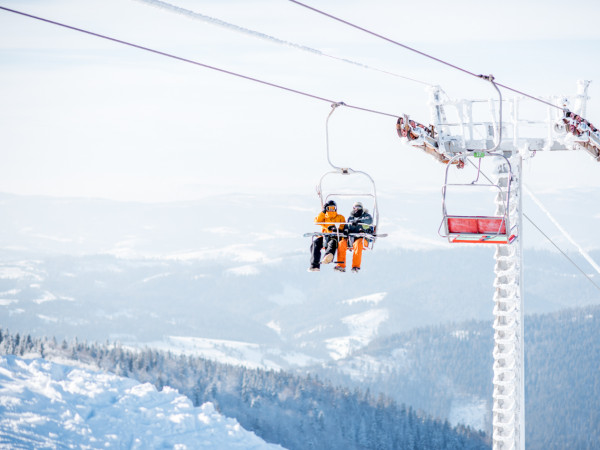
xmin=316 ymin=168 xmax=380 ymax=244
xmin=304 ymin=102 xmax=385 ymax=247
xmin=439 ymin=152 xmax=517 ymax=244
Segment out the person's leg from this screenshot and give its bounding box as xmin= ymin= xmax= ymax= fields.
xmin=322 ymin=237 xmax=338 ymax=264
xmin=352 ymin=238 xmax=368 ymax=269
xmin=310 ymin=236 xmax=323 ymax=268
xmin=336 ymin=238 xmax=347 ymax=269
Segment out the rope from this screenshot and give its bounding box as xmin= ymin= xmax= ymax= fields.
xmin=288 ymin=0 xmax=565 ymax=111
xmin=0 ymin=6 xmax=399 ymax=119
xmin=289 ymin=0 xmax=479 ymax=78
xmin=134 ymin=0 xmax=434 ymax=87
xmin=465 ymin=158 xmax=600 ymax=292
xmin=523 ymin=212 xmax=600 ymax=291
xmin=5 ymin=5 xmax=596 ymax=291
xmin=524 ymin=185 xmax=600 ymax=277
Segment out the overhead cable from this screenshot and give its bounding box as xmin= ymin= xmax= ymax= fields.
xmin=524 ymin=185 xmax=600 ymax=277
xmin=288 ymin=0 xmax=565 ymax=111
xmin=134 ymin=0 xmax=433 ymax=87
xmin=0 ymin=6 xmax=399 ymax=119
xmin=466 ymin=158 xmax=600 ymax=292
xmin=523 ymin=212 xmax=600 ymax=291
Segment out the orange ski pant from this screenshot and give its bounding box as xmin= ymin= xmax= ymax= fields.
xmin=337 ymin=238 xmax=368 ymax=269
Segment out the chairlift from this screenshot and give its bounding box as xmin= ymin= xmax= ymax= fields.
xmin=304 ymin=103 xmax=386 ymax=247
xmin=439 ymin=152 xmax=517 ymax=244
xmin=315 ymin=167 xmax=382 ymax=245
xmin=437 ymin=75 xmax=517 ymax=244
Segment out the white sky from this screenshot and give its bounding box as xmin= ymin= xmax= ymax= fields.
xmin=1 ymin=0 xmax=599 ymax=202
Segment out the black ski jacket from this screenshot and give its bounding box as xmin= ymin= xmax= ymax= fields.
xmin=346 ymin=210 xmax=374 ymax=235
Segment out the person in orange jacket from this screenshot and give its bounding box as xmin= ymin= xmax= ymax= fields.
xmin=308 ymin=200 xmax=346 ymax=272
xmin=335 ymin=201 xmax=373 ymax=273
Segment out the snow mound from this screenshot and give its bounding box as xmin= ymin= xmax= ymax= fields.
xmin=342 ymin=292 xmax=387 ymax=306
xmin=0 ymin=356 xmax=284 ymax=449
xmin=326 ymin=309 xmax=389 ymax=360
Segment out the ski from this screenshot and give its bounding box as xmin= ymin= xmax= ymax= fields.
xmin=303 ymin=232 xmax=388 ymax=238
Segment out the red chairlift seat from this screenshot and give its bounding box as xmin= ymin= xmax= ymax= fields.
xmin=439 ymin=152 xmax=518 ymax=245
xmin=445 ymin=215 xmax=517 ymax=244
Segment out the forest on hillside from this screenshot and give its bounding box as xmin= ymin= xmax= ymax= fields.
xmin=309 ymin=304 xmax=600 ymax=449
xmin=2 ymin=303 xmax=597 ymax=448
xmin=0 ymin=329 xmax=489 ymax=450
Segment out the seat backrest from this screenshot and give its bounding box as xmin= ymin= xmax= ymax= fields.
xmin=477 ymin=217 xmax=506 ymax=234
xmin=447 ymin=217 xmax=478 ymax=234
xmin=447 ymin=216 xmax=507 ymax=235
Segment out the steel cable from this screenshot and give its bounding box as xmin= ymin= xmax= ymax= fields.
xmin=289 ymin=0 xmax=565 ymax=111
xmin=0 ymin=6 xmax=399 ymax=119
xmin=135 ymin=0 xmax=434 ymax=87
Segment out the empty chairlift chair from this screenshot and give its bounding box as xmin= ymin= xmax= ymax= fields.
xmin=439 ymin=153 xmax=518 ymax=244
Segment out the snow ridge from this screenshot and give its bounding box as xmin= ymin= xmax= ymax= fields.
xmin=0 ymin=356 xmax=283 ymax=449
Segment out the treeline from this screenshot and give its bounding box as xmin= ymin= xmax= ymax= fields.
xmin=524 ymin=306 xmax=600 ymax=449
xmin=0 ymin=328 xmax=489 ymax=450
xmin=311 ymin=319 xmax=494 ymax=423
xmin=310 ymin=304 xmax=600 ymax=449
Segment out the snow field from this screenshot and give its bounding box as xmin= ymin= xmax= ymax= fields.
xmin=326 ymin=308 xmax=389 ymax=360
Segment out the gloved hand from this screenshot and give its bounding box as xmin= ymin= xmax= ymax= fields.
xmin=328 ymin=225 xmax=337 ymax=232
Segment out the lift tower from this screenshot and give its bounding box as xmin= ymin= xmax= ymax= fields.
xmin=398 ymin=79 xmax=598 ymax=450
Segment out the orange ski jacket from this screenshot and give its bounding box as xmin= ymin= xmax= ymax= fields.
xmin=315 ymin=211 xmax=346 ymax=233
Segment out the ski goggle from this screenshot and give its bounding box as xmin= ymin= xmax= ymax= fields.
xmin=325 ymin=205 xmax=337 ymax=212
xmin=353 ymin=204 xmax=363 ymax=210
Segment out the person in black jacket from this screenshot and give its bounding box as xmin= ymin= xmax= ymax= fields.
xmin=335 ymin=202 xmax=373 ymax=273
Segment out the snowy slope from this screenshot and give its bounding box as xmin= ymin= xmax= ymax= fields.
xmin=0 ymin=355 xmax=284 ymax=449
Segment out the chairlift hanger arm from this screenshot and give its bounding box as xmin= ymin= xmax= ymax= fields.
xmin=319 ymin=103 xmax=381 ymax=232
xmin=326 ymin=102 xmax=348 ymax=172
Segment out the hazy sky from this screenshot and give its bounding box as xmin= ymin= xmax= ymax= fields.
xmin=1 ymin=0 xmax=600 ymax=202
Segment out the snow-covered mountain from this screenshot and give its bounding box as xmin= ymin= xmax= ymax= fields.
xmin=0 ymin=355 xmax=283 ymax=449
xmin=1 ymin=187 xmax=598 ymax=257
xmin=1 ymin=190 xmax=599 ymax=374
xmin=1 ymin=189 xmax=599 ymax=437
xmin=3 ymin=247 xmax=597 ymax=373
xmin=0 ymin=192 xmax=600 ymax=368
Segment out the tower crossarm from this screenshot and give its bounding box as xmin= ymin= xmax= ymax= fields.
xmin=397 ymin=82 xmax=600 ymax=164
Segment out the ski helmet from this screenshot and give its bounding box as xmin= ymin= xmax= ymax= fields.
xmin=352 ymin=201 xmax=363 ymax=215
xmin=324 ymin=200 xmax=337 ymax=212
